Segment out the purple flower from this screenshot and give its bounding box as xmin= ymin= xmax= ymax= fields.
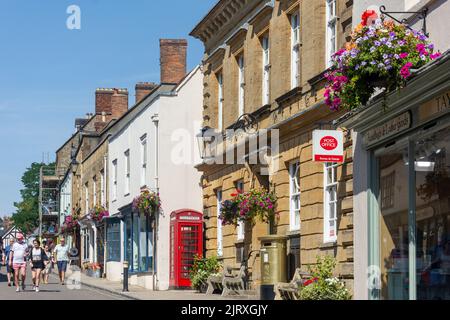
xmin=374 ymin=40 xmax=381 ymax=47
xmin=384 ymin=59 xmax=391 ymax=65
xmin=383 ymin=53 xmax=389 ymax=59
xmin=378 ymin=63 xmax=385 ymax=69
xmin=386 ymin=42 xmax=393 ymax=48
xmin=370 ymin=60 xmax=377 ymax=65
xmin=380 ymin=37 xmax=387 ymax=44
xmin=428 ymin=44 xmax=434 ymax=50
xmin=361 ymin=61 xmax=367 ymax=66
xmin=398 ymin=40 xmax=406 ymax=46
xmin=370 ymin=46 xmax=376 ymax=53
xmin=389 ymin=31 xmax=396 ymax=38
xmin=394 ymin=54 xmax=400 ymax=59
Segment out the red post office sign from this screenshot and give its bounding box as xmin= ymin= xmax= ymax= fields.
xmin=313 ymin=130 xmax=344 ymax=163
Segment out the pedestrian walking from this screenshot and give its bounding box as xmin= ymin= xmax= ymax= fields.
xmin=53 ymin=237 xmax=69 ymax=285
xmin=8 ymin=233 xmax=29 ymax=292
xmin=41 ymin=244 xmax=52 ymax=284
xmin=29 ymin=239 xmax=49 ymax=292
xmin=2 ymin=238 xmax=15 ymax=287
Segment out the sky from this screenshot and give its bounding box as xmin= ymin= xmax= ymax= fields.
xmin=0 ymin=0 xmax=217 ymax=217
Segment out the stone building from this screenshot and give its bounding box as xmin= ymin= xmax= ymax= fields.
xmin=190 ymin=0 xmax=355 ymax=295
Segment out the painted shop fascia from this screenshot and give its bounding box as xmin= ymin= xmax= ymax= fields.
xmin=339 ymin=50 xmax=450 ymax=300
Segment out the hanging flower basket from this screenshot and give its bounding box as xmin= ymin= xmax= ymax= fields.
xmin=132 ymin=190 xmax=161 ymax=218
xmin=219 ymin=187 xmax=278 ymax=226
xmin=324 ymin=11 xmax=442 ymax=111
xmin=89 ymin=206 xmax=109 ymax=223
xmin=61 ymin=215 xmax=79 ymax=234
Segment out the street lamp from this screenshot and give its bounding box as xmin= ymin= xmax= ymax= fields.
xmin=71 ymin=159 xmax=79 ymax=176
xmin=196 ymin=126 xmax=217 ymax=162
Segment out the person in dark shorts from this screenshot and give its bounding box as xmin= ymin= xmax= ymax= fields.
xmin=29 ymin=239 xmax=49 ymax=292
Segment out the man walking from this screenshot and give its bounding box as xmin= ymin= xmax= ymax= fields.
xmin=2 ymin=238 xmax=15 ymax=287
xmin=9 ymin=233 xmax=29 ymax=292
xmin=53 ymin=237 xmax=69 ymax=285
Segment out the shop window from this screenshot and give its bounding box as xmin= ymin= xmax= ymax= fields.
xmin=123 ymin=211 xmax=154 ymax=273
xmin=324 ymin=162 xmax=338 ymax=243
xmin=289 ymin=161 xmax=301 ymax=231
xmin=381 ymin=171 xmax=395 ymax=210
xmin=106 ymin=218 xmax=121 ymax=262
xmin=216 ymin=189 xmax=223 ymax=257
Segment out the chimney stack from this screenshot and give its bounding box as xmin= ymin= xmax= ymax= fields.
xmin=135 ymin=82 xmax=158 ymax=104
xmin=94 ymin=88 xmax=129 ymax=131
xmin=160 ymin=39 xmax=187 ymax=84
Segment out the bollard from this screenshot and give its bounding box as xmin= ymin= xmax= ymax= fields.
xmin=123 ymin=261 xmax=129 ymax=292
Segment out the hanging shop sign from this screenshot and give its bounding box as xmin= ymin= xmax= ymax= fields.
xmin=364 ymin=111 xmax=411 ymax=147
xmin=313 ymin=130 xmax=344 ymax=163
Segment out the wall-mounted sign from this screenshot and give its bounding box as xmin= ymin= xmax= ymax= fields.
xmin=365 ymin=111 xmax=411 ymax=146
xmin=313 ymin=130 xmax=344 ymax=163
xmin=418 ymin=89 xmax=450 ymax=123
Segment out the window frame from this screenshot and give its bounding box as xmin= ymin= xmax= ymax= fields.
xmin=84 ymin=182 xmax=89 ymax=213
xmin=100 ymin=169 xmax=105 ymax=207
xmin=289 ymin=161 xmax=301 ymax=231
xmin=325 ymin=0 xmax=338 ymax=68
xmin=124 ymin=150 xmax=130 ymax=195
xmin=217 ymin=72 xmax=224 ymax=131
xmin=236 ymin=180 xmax=245 ymax=240
xmin=291 ymin=12 xmax=300 ymax=89
xmin=140 ymin=135 xmax=148 ymax=188
xmin=92 ymin=176 xmax=97 ymax=207
xmin=262 ymin=35 xmax=270 ymax=105
xmin=216 ymin=189 xmax=223 ymax=257
xmin=323 ymin=162 xmax=338 ymax=243
xmin=112 ymin=159 xmax=118 ymax=201
xmin=238 ymin=54 xmax=245 ymax=117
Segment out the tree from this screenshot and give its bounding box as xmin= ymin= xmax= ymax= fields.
xmin=12 ymin=162 xmax=53 ymax=234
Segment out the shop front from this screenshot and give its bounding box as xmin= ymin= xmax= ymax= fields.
xmin=343 ymin=52 xmax=450 ymax=300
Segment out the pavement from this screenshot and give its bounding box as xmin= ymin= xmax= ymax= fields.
xmin=0 ymin=264 xmax=257 ymax=300
xmin=0 ymin=265 xmax=128 ymax=300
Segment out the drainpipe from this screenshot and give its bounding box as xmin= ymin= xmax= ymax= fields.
xmin=151 ymin=114 xmax=159 ymax=291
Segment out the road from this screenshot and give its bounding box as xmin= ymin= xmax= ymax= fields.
xmin=0 ymin=265 xmax=128 ymax=300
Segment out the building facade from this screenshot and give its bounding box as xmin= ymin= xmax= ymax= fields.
xmin=191 ymin=0 xmax=355 ymax=295
xmin=345 ymin=0 xmax=450 ymax=300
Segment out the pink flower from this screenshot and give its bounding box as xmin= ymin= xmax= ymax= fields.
xmin=430 ymin=52 xmax=442 ymax=60
xmin=400 ymin=62 xmax=413 ymax=79
xmin=399 ymin=53 xmax=409 ymax=59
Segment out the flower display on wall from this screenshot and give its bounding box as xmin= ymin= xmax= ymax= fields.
xmin=89 ymin=205 xmax=109 ymax=222
xmin=219 ymin=187 xmax=278 ymax=226
xmin=61 ymin=215 xmax=79 ymax=234
xmin=132 ymin=190 xmax=161 ymax=217
xmin=324 ymin=11 xmax=441 ymax=111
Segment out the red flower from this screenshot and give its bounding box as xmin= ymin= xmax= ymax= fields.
xmin=361 ymin=10 xmax=378 ymax=26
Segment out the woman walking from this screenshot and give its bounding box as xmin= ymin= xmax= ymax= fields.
xmin=41 ymin=244 xmax=52 ymax=284
xmin=29 ymin=239 xmax=49 ymax=292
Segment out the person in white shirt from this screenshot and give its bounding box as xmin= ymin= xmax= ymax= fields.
xmin=53 ymin=237 xmax=70 ymax=285
xmin=9 ymin=233 xmax=29 ymax=292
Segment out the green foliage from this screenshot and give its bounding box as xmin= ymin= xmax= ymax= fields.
xmin=12 ymin=162 xmax=53 ymax=234
xmin=299 ymin=255 xmax=352 ymax=300
xmin=189 ymin=254 xmax=221 ymax=291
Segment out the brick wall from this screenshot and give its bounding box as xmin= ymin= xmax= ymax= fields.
xmin=160 ymin=39 xmax=187 ymax=84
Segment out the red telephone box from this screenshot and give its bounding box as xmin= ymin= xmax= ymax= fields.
xmin=169 ymin=209 xmax=203 ymax=288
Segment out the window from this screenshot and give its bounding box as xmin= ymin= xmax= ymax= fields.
xmin=112 ymin=159 xmax=118 ymax=201
xmin=236 ymin=180 xmax=245 ymax=240
xmin=100 ymin=169 xmax=105 ymax=206
xmin=123 ymin=211 xmax=153 ymax=273
xmin=217 ymin=72 xmax=223 ymax=131
xmin=106 ymin=218 xmax=121 ymax=262
xmin=216 ymin=189 xmax=223 ymax=256
xmin=291 ymin=13 xmax=300 ymax=88
xmin=324 ymin=162 xmax=338 ymax=243
xmin=82 ymin=229 xmax=90 ymax=261
xmin=289 ymin=162 xmax=301 ymax=231
xmin=93 ymin=176 xmax=97 ymax=207
xmin=326 ymin=0 xmax=337 ymax=67
xmin=124 ymin=150 xmax=130 ymax=195
xmin=140 ymin=135 xmax=147 ymax=187
xmin=84 ymin=182 xmax=89 ymax=213
xmin=262 ymin=35 xmax=270 ymax=105
xmin=381 ymin=171 xmax=395 ymax=209
xmin=238 ymin=55 xmax=245 ymax=117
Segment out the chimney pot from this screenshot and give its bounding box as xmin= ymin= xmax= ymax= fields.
xmin=135 ymin=82 xmax=158 ymax=104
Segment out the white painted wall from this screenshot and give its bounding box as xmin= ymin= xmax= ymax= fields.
xmin=108 ymin=66 xmax=203 ymax=290
xmin=59 ymin=172 xmax=72 ymax=227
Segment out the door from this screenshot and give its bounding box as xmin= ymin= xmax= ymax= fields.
xmin=178 ymin=223 xmax=202 ymax=287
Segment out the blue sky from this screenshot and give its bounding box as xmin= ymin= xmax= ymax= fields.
xmin=0 ymin=0 xmax=216 ymax=216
